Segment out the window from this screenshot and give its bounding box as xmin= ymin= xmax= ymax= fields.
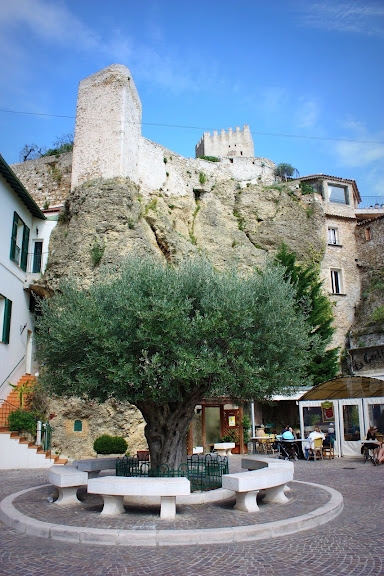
xmin=32 ymin=241 xmax=43 ymax=273
xmin=330 ymin=269 xmax=343 ymax=294
xmin=73 ymin=420 xmax=83 ymax=432
xmin=365 ymin=227 xmax=372 ymax=241
xmin=0 ymin=295 xmax=12 ymax=344
xmin=328 ymin=227 xmax=340 ymax=245
xmin=10 ymin=212 xmax=30 ymax=271
xmin=328 ymin=184 xmax=348 ymax=205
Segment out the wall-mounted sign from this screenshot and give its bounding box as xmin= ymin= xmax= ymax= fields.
xmin=321 ymin=401 xmax=334 ymax=422
xmin=228 ymin=416 xmax=236 ymax=427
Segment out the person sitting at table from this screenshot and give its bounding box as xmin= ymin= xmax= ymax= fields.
xmin=375 ymin=441 xmax=384 ymax=463
xmin=365 ymin=426 xmax=379 ymax=459
xmin=304 ymin=427 xmax=325 ymax=460
xmin=281 ymin=426 xmax=295 ymax=440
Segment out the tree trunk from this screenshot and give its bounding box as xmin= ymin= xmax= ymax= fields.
xmin=136 ymin=386 xmax=206 ymax=470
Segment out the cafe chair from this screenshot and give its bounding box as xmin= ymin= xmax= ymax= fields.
xmin=308 ymin=438 xmax=323 ymax=460
xmin=322 ymin=440 xmax=335 ymax=459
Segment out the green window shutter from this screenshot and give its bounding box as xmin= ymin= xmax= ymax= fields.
xmin=10 ymin=212 xmax=18 ymax=262
xmin=20 ymin=224 xmax=30 ymax=271
xmin=2 ymin=298 xmax=12 ymax=344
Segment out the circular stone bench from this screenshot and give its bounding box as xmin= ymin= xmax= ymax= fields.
xmin=87 ymin=476 xmax=191 ymax=519
xmin=48 ymin=465 xmax=88 ymax=505
xmin=72 ymin=457 xmax=119 ymax=478
xmin=221 ymin=456 xmax=294 ymax=513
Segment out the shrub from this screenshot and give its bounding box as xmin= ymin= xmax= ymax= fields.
xmin=197 ymin=155 xmax=220 ymax=162
xmin=93 ymin=434 xmax=128 ymax=455
xmin=8 ymin=409 xmax=37 ymax=435
xmin=199 ymin=172 xmax=207 ymax=185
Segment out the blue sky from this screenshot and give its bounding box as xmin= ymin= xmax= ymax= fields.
xmin=0 ymin=0 xmax=383 ymax=201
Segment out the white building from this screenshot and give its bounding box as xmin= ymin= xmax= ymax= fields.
xmin=0 ymin=154 xmax=56 ymax=402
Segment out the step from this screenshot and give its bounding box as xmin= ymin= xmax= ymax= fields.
xmin=54 ymin=458 xmax=68 ymax=465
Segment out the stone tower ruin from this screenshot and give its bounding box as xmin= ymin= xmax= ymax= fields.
xmin=71 ymin=64 xmax=142 ymax=190
xmin=195 ymin=125 xmax=254 ymax=158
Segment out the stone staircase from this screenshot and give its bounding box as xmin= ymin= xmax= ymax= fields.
xmin=0 ymin=374 xmax=67 ymax=467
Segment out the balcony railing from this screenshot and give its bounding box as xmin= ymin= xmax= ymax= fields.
xmin=25 ymin=251 xmax=49 ymax=275
xmin=358 ymin=197 xmax=384 ymax=209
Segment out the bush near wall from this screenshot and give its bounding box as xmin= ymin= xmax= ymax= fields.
xmin=8 ymin=409 xmax=37 ymax=435
xmin=93 ymin=434 xmax=128 ymax=455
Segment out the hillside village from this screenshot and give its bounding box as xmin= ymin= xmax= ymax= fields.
xmin=1 ymin=64 xmax=383 ymax=461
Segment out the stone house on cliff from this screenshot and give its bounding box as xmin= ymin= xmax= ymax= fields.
xmin=4 ymin=64 xmax=383 ymax=459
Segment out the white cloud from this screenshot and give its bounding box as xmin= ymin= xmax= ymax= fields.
xmin=0 ymin=0 xmax=99 ymax=50
xmin=297 ymin=1 xmax=384 ymax=37
xmin=296 ymin=97 xmax=320 ymax=129
xmin=331 ymin=119 xmax=384 ymax=168
xmin=0 ymin=0 xmax=219 ymax=98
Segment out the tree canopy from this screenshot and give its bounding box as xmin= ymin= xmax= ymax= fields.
xmin=274 ymin=163 xmax=299 ymax=181
xmin=35 ymin=257 xmax=314 ymax=468
xmin=274 ymin=244 xmax=339 ymax=385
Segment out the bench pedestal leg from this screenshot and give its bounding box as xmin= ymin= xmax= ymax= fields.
xmin=56 ymin=487 xmax=81 ymax=506
xmin=160 ymin=496 xmax=176 ymax=519
xmin=263 ymin=485 xmax=289 ymax=504
xmin=215 ymin=449 xmax=226 ymax=457
xmin=101 ymin=495 xmax=125 ymax=516
xmin=234 ymin=490 xmax=259 ymax=513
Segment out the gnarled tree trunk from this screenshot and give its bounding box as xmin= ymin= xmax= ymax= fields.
xmin=137 ymin=386 xmax=206 ymax=470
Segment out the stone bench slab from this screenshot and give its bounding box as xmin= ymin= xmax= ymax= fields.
xmin=48 ymin=465 xmax=88 ymax=505
xmin=222 ymin=467 xmax=293 ymax=513
xmin=87 ymin=476 xmax=190 ymax=519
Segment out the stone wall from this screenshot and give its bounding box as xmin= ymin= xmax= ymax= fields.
xmin=195 ymin=125 xmax=254 ymax=158
xmin=11 ymin=152 xmax=72 ymax=209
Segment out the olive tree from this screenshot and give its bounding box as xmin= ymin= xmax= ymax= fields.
xmin=35 ymin=258 xmax=313 ymax=469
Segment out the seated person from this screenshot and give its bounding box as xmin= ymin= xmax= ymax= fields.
xmin=281 ymin=426 xmax=295 ymax=440
xmin=304 ymin=427 xmax=325 ymax=460
xmin=365 ymin=426 xmax=379 ymax=458
xmin=375 ymin=442 xmax=384 ymax=463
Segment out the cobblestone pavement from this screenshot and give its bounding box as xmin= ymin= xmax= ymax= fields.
xmin=0 ymin=456 xmax=383 ymax=576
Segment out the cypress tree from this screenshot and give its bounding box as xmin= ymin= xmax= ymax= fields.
xmin=274 ymin=244 xmax=339 ymax=385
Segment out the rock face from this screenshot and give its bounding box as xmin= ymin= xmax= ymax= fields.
xmin=48 ymin=396 xmax=146 ymax=460
xmin=42 ymin=176 xmax=325 ymax=292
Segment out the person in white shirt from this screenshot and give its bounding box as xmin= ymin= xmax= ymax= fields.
xmin=305 ymin=427 xmax=325 ymax=460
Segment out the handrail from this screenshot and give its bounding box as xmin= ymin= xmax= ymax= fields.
xmin=0 ymin=356 xmax=25 ymax=391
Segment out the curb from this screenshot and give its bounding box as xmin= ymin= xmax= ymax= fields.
xmin=0 ymin=480 xmax=343 ymax=547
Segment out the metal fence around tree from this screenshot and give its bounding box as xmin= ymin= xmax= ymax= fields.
xmin=116 ymin=453 xmax=229 ymax=492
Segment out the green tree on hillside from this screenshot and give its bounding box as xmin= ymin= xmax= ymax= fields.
xmin=274 ymin=163 xmax=299 ymax=181
xmin=274 ymin=244 xmax=339 ymax=384
xmin=35 ymin=257 xmax=314 ymax=469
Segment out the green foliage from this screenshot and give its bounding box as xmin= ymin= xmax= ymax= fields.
xmin=274 ymin=244 xmax=339 ymax=384
xmin=8 ymin=409 xmax=37 ymax=435
xmin=93 ymin=434 xmax=128 ymax=455
xmin=145 ymin=198 xmax=158 ymax=215
xmin=197 ymin=156 xmax=220 ymax=162
xmin=242 ymin=414 xmax=251 ymax=443
xmin=274 ymin=163 xmax=299 ymax=181
xmin=35 ymin=257 xmax=313 ymax=467
xmin=199 ymin=172 xmax=207 ymax=185
xmin=90 ymin=239 xmax=105 ymax=267
xmin=369 ymin=305 xmax=384 ymax=324
xmin=221 ymin=430 xmax=237 ymax=443
xmin=300 ymin=182 xmax=315 ymax=195
xmin=43 ymin=199 xmax=49 ymax=210
xmin=57 ymin=200 xmax=71 ymax=223
xmin=163 ymin=157 xmax=168 ymax=164
xmin=233 ymin=209 xmax=245 ymax=231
